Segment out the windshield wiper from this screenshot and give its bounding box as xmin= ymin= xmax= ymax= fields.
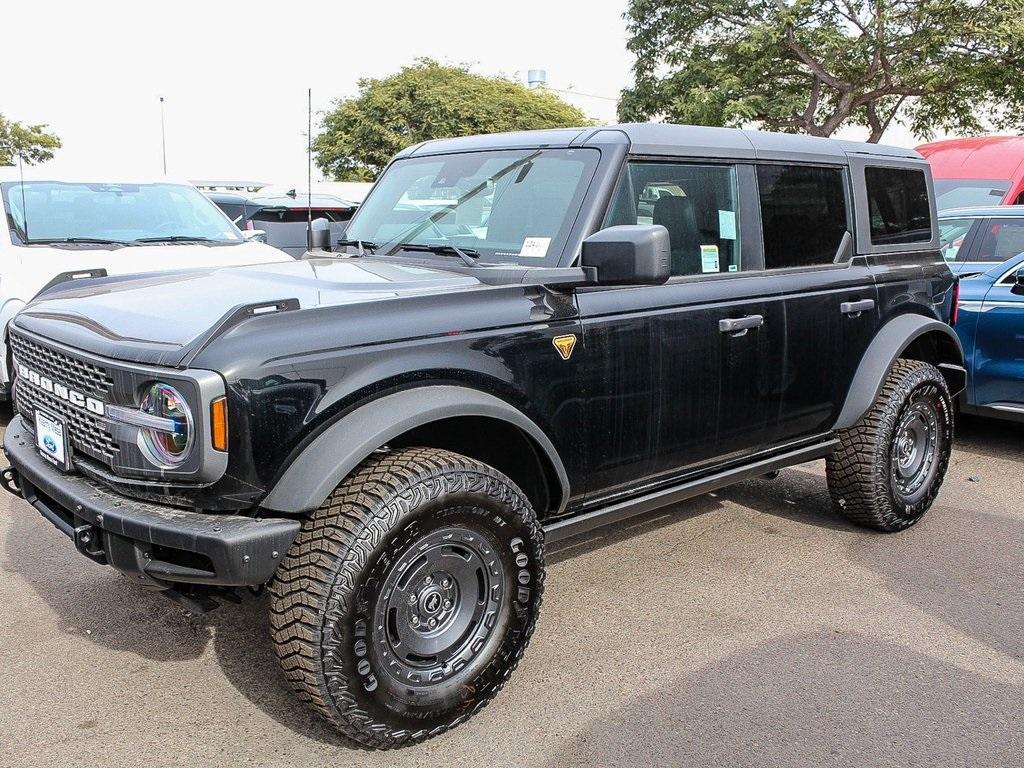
xmin=28 ymin=236 xmax=135 ymax=246
xmin=381 ymin=150 xmax=543 ymax=256
xmin=395 ymin=243 xmax=480 ymax=267
xmin=336 ymin=239 xmax=378 ymax=256
xmin=134 ymin=235 xmax=222 ymax=243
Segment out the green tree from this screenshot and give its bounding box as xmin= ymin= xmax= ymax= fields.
xmin=620 ymin=0 xmax=1024 ymax=142
xmin=0 ymin=113 xmax=61 ymax=165
xmin=314 ymin=60 xmax=590 ymax=180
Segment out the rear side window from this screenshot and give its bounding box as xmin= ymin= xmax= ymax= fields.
xmin=975 ymin=219 xmax=1024 ymax=263
xmin=865 ymin=167 xmax=932 ymax=245
xmin=757 ymin=164 xmax=848 ymax=268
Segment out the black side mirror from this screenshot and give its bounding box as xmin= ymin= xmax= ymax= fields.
xmin=1012 ymin=266 xmax=1024 ymax=296
xmin=308 ymin=217 xmax=331 ymax=251
xmin=581 ymin=225 xmax=670 ymax=286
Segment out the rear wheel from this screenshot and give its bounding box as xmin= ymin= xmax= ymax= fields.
xmin=269 ymin=447 xmax=544 ymax=749
xmin=826 ymin=359 xmax=953 ymax=532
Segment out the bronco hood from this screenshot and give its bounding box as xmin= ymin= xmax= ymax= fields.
xmin=12 ymin=257 xmax=484 ymax=365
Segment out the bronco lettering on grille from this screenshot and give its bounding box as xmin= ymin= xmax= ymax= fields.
xmin=18 ymin=363 xmax=105 ymax=416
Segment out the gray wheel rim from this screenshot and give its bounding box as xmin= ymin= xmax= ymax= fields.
xmin=373 ymin=524 xmax=504 ymax=688
xmin=891 ymin=398 xmax=940 ymax=499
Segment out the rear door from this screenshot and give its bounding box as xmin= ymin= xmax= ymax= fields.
xmin=972 ymin=255 xmax=1024 ymax=415
xmin=757 ymin=163 xmax=879 ymax=441
xmin=577 ymin=160 xmax=785 ymax=504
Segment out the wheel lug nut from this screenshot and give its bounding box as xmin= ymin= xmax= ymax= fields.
xmin=408 ymin=594 xmax=417 ymax=605
xmin=428 ymin=618 xmax=437 ymax=627
xmin=441 ymin=578 xmax=450 ymax=588
xmin=443 ymin=600 xmax=452 ymax=609
xmin=411 ymin=616 xmax=420 ymax=626
xmin=424 ymin=576 xmax=433 ymax=585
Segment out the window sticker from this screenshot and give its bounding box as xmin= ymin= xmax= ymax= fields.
xmin=718 ymin=209 xmax=737 ymax=240
xmin=700 ymin=244 xmax=720 ymax=273
xmin=519 ymin=237 xmax=551 ymax=258
xmin=728 ymin=264 xmax=739 ymax=272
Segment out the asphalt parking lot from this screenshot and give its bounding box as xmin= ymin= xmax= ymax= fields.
xmin=1 ymin=409 xmax=1021 ymax=768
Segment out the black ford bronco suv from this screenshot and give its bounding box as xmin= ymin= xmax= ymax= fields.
xmin=1 ymin=124 xmax=964 ymax=748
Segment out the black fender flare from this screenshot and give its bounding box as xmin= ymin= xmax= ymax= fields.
xmin=259 ymin=385 xmax=570 ymax=515
xmin=833 ymin=314 xmax=966 ymax=430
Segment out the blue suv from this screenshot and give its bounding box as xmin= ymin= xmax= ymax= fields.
xmin=942 ymin=207 xmax=1024 ymax=422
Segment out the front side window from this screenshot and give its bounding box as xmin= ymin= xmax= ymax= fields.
xmin=758 ymin=164 xmax=848 ymax=269
xmin=865 ymin=166 xmax=932 ymax=245
xmin=345 ymin=148 xmax=599 ymax=266
xmin=938 ymin=217 xmax=974 ymax=261
xmin=975 ymin=218 xmax=1024 ymax=263
xmin=1 ymin=182 xmax=242 ymax=244
xmin=605 ymin=162 xmax=741 ymax=276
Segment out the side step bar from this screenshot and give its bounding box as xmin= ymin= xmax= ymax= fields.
xmin=544 ymin=439 xmax=839 ymax=544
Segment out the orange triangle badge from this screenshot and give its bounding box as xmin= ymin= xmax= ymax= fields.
xmin=552 ymin=334 xmax=577 ymax=361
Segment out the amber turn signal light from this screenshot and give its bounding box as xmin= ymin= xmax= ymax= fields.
xmin=211 ymin=397 xmax=228 ymax=452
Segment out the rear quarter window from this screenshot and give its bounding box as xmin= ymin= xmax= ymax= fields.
xmin=865 ymin=166 xmax=932 ymax=245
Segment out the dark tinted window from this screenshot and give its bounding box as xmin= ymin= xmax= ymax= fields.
xmin=975 ymin=219 xmax=1024 ymax=263
xmin=605 ymin=162 xmax=742 ymax=276
xmin=865 ymin=167 xmax=931 ymax=245
xmin=757 ymin=164 xmax=848 ymax=268
xmin=215 ymin=202 xmax=245 ymax=223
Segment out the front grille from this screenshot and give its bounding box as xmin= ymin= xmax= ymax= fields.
xmin=10 ymin=332 xmax=120 ymax=464
xmin=15 ymin=382 xmax=120 ymax=460
xmin=9 ymin=332 xmax=114 ymax=396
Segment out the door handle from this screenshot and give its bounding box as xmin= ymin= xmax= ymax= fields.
xmin=840 ymin=299 xmax=875 ymax=316
xmin=719 ymin=315 xmax=764 ymax=335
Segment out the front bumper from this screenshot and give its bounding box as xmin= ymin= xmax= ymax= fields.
xmin=2 ymin=415 xmax=299 ymax=588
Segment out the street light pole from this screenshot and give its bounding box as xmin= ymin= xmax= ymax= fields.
xmin=159 ymin=96 xmax=167 ymax=175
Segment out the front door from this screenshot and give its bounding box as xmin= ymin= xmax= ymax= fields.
xmin=577 ymin=160 xmax=785 ymax=506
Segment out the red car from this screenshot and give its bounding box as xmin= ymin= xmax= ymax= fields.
xmin=916 ymin=136 xmax=1024 ymax=210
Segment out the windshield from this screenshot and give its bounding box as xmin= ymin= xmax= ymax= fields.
xmin=1 ymin=181 xmax=243 ymax=244
xmin=933 ymin=179 xmax=1009 ymax=210
xmin=345 ymin=148 xmax=600 ymax=266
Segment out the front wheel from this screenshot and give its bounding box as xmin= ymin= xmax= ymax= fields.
xmin=826 ymin=359 xmax=953 ymax=532
xmin=269 ymin=447 xmax=544 ymax=749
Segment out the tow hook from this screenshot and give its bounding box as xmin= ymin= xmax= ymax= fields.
xmin=0 ymin=466 xmax=20 ymax=497
xmin=73 ymin=524 xmax=107 ymax=563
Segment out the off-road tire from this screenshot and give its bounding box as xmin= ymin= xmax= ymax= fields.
xmin=826 ymin=359 xmax=953 ymax=532
xmin=269 ymin=447 xmax=544 ymax=749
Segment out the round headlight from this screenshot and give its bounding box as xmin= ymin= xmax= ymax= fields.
xmin=138 ymin=382 xmax=193 ymax=468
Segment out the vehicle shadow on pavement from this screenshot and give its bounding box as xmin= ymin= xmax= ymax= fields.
xmin=541 ymin=629 xmax=1024 ymax=768
xmin=3 ymin=512 xmax=212 ymax=662
xmin=2 ymin=512 xmax=353 ymax=745
xmin=714 ymin=467 xmax=857 ymax=533
xmin=954 ymin=414 xmax=1024 ymax=458
xmin=547 ymin=466 xmax=859 ymax=565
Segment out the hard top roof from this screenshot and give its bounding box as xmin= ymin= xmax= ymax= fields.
xmin=396 ymin=123 xmax=923 ymax=165
xmin=938 ymin=204 xmax=1024 ymax=219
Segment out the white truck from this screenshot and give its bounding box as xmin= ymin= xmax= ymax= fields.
xmin=0 ymin=171 xmax=286 ymax=395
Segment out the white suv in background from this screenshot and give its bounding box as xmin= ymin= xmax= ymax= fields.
xmin=0 ymin=173 xmax=286 ymax=395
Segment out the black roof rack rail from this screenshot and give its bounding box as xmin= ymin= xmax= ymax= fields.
xmin=175 ymin=298 xmax=300 ymax=367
